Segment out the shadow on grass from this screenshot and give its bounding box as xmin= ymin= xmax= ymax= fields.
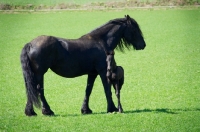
xmin=124 ymin=108 xmax=200 ymax=115
xmin=54 ymin=112 xmax=107 ymax=117
xmin=53 ymin=108 xmax=200 ymax=117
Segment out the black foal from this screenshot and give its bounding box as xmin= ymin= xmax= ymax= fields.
xmin=106 ymin=51 xmax=124 ymax=113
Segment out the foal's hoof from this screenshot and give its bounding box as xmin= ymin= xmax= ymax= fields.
xmin=42 ymin=108 xmax=54 ymax=116
xmin=81 ymin=108 xmax=93 ymax=114
xmin=119 ymin=108 xmax=123 ymax=113
xmin=25 ymin=109 xmax=37 ymax=116
xmin=107 ymin=107 xmax=118 ymax=113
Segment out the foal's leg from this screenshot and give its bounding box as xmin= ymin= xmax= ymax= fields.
xmin=118 ymin=76 xmax=124 ymax=113
xmin=81 ymin=74 xmax=97 ymax=114
xmin=113 ymin=81 xmax=123 ymax=113
xmin=100 ymin=71 xmax=118 ymax=113
xmin=36 ymin=74 xmax=54 ymax=116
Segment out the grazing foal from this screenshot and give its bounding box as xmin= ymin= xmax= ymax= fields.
xmin=106 ymin=51 xmax=124 ymax=113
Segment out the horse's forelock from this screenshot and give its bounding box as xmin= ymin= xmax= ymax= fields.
xmin=130 ymin=18 xmax=143 ymax=37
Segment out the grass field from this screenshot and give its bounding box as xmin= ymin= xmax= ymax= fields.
xmin=0 ymin=8 xmax=200 ymax=131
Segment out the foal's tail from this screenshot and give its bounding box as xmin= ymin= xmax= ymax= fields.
xmin=20 ymin=44 xmax=41 ymax=108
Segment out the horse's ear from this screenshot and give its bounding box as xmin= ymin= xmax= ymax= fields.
xmin=125 ymin=15 xmax=131 ymax=24
xmin=125 ymin=15 xmax=130 ymax=20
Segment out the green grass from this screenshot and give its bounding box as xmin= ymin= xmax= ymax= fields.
xmin=0 ymin=9 xmax=200 ymax=131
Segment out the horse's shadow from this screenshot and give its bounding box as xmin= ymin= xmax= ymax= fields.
xmin=54 ymin=108 xmax=200 ymax=117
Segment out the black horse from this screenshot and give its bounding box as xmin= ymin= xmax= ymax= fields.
xmin=20 ymin=15 xmax=146 ymax=116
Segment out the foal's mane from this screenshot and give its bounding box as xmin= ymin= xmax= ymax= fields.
xmin=81 ymin=16 xmax=143 ymax=52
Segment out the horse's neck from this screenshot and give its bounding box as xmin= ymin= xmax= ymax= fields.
xmin=85 ymin=23 xmax=126 ymax=52
xmin=85 ymin=24 xmax=114 ymax=38
xmin=105 ymin=24 xmax=126 ymax=51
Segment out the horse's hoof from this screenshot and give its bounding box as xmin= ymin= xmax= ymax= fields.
xmin=25 ymin=109 xmax=37 ymax=116
xmin=42 ymin=108 xmax=54 ymax=116
xmin=81 ymin=108 xmax=92 ymax=114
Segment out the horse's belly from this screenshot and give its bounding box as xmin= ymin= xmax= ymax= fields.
xmin=50 ymin=62 xmax=93 ymax=78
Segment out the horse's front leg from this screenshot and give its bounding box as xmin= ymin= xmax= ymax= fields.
xmin=81 ymin=74 xmax=97 ymax=114
xmin=113 ymin=81 xmax=123 ymax=113
xmin=100 ymin=71 xmax=118 ymax=113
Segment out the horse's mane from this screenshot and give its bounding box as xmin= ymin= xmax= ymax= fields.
xmin=81 ymin=18 xmax=124 ymax=37
xmin=81 ymin=17 xmax=143 ymax=52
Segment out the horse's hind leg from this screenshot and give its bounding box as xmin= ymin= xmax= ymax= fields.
xmin=36 ymin=74 xmax=54 ymax=116
xmin=25 ymin=83 xmax=37 ymax=116
xmin=24 ymin=77 xmax=37 ymax=116
xmin=25 ymin=102 xmax=37 ymax=116
xmin=81 ymin=74 xmax=97 ymax=114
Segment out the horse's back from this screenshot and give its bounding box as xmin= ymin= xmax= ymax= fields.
xmin=27 ymin=35 xmax=107 ymax=78
xmin=30 ymin=35 xmax=59 ymax=49
xmin=29 ymin=35 xmax=60 ymax=60
xmin=25 ymin=35 xmax=59 ymax=73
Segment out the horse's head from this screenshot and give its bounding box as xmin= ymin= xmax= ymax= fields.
xmin=123 ymin=15 xmax=146 ymax=50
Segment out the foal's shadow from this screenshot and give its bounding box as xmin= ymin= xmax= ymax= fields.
xmin=124 ymin=108 xmax=200 ymax=115
xmin=53 ymin=108 xmax=200 ymax=117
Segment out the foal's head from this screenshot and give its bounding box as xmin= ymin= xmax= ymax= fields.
xmin=106 ymin=51 xmax=115 ymax=73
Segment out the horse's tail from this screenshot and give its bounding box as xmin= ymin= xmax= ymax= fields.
xmin=20 ymin=43 xmax=41 ymax=108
